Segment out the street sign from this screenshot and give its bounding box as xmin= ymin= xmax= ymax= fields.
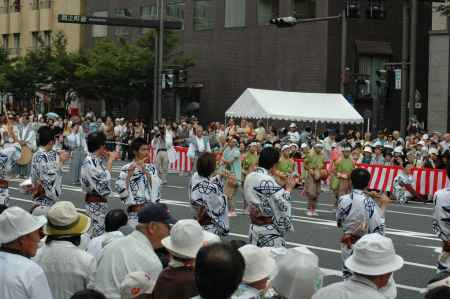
xmin=394 ymin=68 xmax=401 ymax=90
xmin=58 ymin=14 xmax=183 ymax=30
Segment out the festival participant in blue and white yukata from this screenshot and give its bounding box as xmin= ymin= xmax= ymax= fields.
xmin=336 ymin=168 xmax=390 ymax=278
xmin=0 ymin=124 xmax=21 ymax=206
xmin=116 ymin=137 xmax=161 ymax=228
xmin=81 ymin=131 xmax=116 ymax=238
xmin=432 ymin=164 xmax=450 ymax=272
xmin=189 ymin=152 xmax=229 ymax=238
xmin=16 ymin=113 xmax=36 ymax=178
xmin=30 ymin=126 xmax=69 ymax=207
xmin=244 ymin=147 xmax=295 ymax=248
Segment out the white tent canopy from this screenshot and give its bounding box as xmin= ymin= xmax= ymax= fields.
xmin=225 ymin=88 xmax=364 ymax=124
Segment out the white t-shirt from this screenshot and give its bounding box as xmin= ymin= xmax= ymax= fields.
xmin=0 ymin=251 xmax=53 ymax=299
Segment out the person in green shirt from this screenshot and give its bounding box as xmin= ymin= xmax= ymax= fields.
xmin=303 ymin=143 xmax=326 ymax=216
xmin=242 ymin=142 xmax=259 ymax=181
xmin=276 ymin=144 xmax=296 ymax=187
xmin=331 ymin=145 xmax=354 ymax=206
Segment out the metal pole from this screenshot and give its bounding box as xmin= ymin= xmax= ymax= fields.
xmin=157 ymin=0 xmax=165 ymax=121
xmin=400 ymin=0 xmax=409 ymax=136
xmin=153 ymin=35 xmax=158 ymax=124
xmin=409 ymin=0 xmax=417 ymax=122
xmin=340 ymin=9 xmax=347 ymax=94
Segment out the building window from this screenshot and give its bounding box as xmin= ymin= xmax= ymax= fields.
xmin=346 ymin=0 xmax=361 ymax=18
xmin=114 ymin=8 xmax=132 ymax=17
xmin=39 ymin=0 xmax=52 ymax=9
xmin=43 ymin=31 xmax=51 ymax=47
xmin=193 ymin=0 xmax=215 ymax=31
xmin=2 ymin=34 xmax=8 ymax=49
xmin=31 ymin=32 xmax=39 ymax=48
xmin=13 ymin=33 xmax=19 ymax=52
xmin=141 ymin=5 xmax=157 ymax=19
xmin=225 ymin=0 xmax=245 ymax=28
xmin=257 ymin=0 xmax=279 ymax=25
xmin=92 ymin=11 xmax=108 ymax=37
xmin=292 ymin=0 xmax=315 ymax=19
xmin=366 ymin=0 xmax=386 ymax=19
xmin=167 ymin=0 xmax=184 ymax=28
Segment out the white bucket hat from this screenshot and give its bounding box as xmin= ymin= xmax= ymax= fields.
xmin=203 ymin=231 xmax=221 ymax=245
xmin=345 ymin=233 xmax=404 ymax=276
xmin=393 ymin=146 xmax=403 ymax=155
xmin=363 ymin=146 xmax=372 ymax=153
xmin=0 ymin=206 xmax=47 ymax=244
xmin=161 ymin=219 xmax=204 ymax=259
xmin=271 ymin=247 xmax=323 ymax=299
xmin=238 ymin=244 xmax=276 ymax=283
xmin=120 ymin=271 xmax=156 ymax=299
xmin=289 ymin=123 xmax=297 ymax=128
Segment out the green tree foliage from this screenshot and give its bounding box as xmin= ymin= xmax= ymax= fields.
xmin=1 ymin=30 xmax=193 ymax=105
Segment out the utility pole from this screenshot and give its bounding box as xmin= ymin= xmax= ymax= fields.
xmin=153 ymin=0 xmax=160 ymax=125
xmin=157 ymin=0 xmax=165 ymax=122
xmin=400 ymin=0 xmax=409 ymax=136
xmin=340 ymin=9 xmax=347 ymax=95
xmin=409 ymin=0 xmax=417 ymax=122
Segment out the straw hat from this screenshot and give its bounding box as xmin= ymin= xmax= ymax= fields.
xmin=44 ymin=201 xmax=91 ymax=236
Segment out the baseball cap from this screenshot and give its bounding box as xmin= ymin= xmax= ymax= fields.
xmin=138 ymin=203 xmax=177 ymax=225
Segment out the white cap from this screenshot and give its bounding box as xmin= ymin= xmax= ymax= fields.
xmin=289 ymin=123 xmax=297 ymax=128
xmin=372 ymin=141 xmax=382 ymax=148
xmin=313 ymin=142 xmax=324 ymax=148
xmin=331 ymin=142 xmax=337 ymax=148
xmin=363 ymin=146 xmax=372 ymax=153
xmin=271 ymin=247 xmax=323 ymax=299
xmin=161 ymin=219 xmax=204 ymax=259
xmin=393 ymin=146 xmax=403 ymax=154
xmin=120 ymin=271 xmax=156 ymax=299
xmin=301 ymin=143 xmax=309 ymax=149
xmin=429 ymin=148 xmax=439 ymax=156
xmin=238 ymin=244 xmax=276 ymax=283
xmin=0 ymin=206 xmax=47 ymax=244
xmin=345 ymin=234 xmax=404 ymax=276
xmin=281 ymin=144 xmax=291 ymax=152
xmin=423 ymin=134 xmax=429 ymax=140
xmin=383 ymin=144 xmax=394 ymax=150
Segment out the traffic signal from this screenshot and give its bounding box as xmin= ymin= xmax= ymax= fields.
xmin=270 ymin=16 xmax=297 ymax=28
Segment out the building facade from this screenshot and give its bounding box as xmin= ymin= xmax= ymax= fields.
xmin=83 ymin=0 xmax=431 ymax=131
xmin=428 ymin=1 xmax=449 ymax=132
xmin=0 ymin=0 xmax=85 ymax=57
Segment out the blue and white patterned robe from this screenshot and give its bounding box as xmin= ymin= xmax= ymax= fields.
xmin=0 ymin=143 xmax=21 ymax=205
xmin=433 ymin=188 xmax=450 ymax=272
xmin=115 ymin=162 xmax=161 ymax=227
xmin=243 ymin=167 xmax=293 ymax=248
xmin=189 ymin=172 xmax=229 ymax=237
xmin=30 ymin=147 xmax=62 ymax=206
xmin=336 ymin=189 xmax=385 ymax=277
xmin=81 ymin=153 xmax=112 ymax=237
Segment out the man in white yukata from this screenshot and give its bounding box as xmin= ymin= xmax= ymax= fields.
xmin=187 ymin=125 xmax=211 ymax=171
xmin=313 ymin=234 xmax=403 ymax=299
xmin=0 ymin=125 xmax=21 ymax=206
xmin=30 ymin=126 xmax=69 ymax=207
xmin=190 ymin=152 xmax=229 ymax=238
xmin=392 ymin=161 xmax=424 ymax=204
xmin=81 ymin=131 xmax=116 ymax=238
xmin=244 ymin=147 xmax=295 ymax=247
xmin=432 ymin=164 xmax=450 ymax=272
xmin=336 ymin=168 xmax=388 ymax=278
xmin=116 ymin=137 xmax=161 ymax=228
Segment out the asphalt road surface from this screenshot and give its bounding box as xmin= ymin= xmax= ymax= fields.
xmin=8 ymin=160 xmax=441 ymax=299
